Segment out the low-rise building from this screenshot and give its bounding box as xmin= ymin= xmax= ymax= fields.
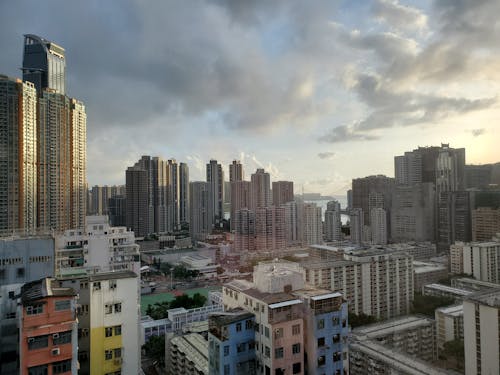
xmin=168 ymin=333 xmax=209 ymax=375
xmin=413 ymin=261 xmax=448 ymax=293
xmin=209 ymin=309 xmax=256 ymax=375
xmin=422 ymin=284 xmax=472 ymax=302
xmin=180 ymin=254 xmax=220 ymax=279
xmin=19 ymin=278 xmax=78 ymax=375
xmin=388 ymin=242 xmax=436 ymax=261
xmin=435 ymin=305 xmax=463 ymax=354
xmin=352 ymin=315 xmax=436 ymax=361
xmin=450 ymin=277 xmax=500 ymax=292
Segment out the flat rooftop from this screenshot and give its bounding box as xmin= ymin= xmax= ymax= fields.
xmin=424 ymin=284 xmax=472 ymax=296
xmin=353 ymin=315 xmax=433 ymax=338
xmin=209 ymin=309 xmax=255 ymax=326
xmin=170 ymin=333 xmax=208 ymax=373
xmin=466 ymin=288 xmax=500 ymax=308
xmin=436 ymin=305 xmax=463 ymax=317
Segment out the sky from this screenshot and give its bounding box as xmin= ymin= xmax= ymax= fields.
xmin=1 ymin=0 xmax=499 ymax=196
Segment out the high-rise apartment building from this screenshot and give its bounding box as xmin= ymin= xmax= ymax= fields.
xmin=352 ymin=175 xmax=394 ymax=231
xmin=88 ymin=185 xmax=125 ymax=216
xmin=391 ymin=183 xmax=435 ymax=242
xmin=272 ymin=181 xmax=294 ymax=206
xmin=232 ymin=209 xmax=255 ymax=253
xmin=0 ymin=76 xmax=38 ymax=234
xmin=472 ymin=207 xmax=500 ymax=241
xmin=459 ymin=239 xmax=500 ymax=283
xmin=370 ymin=207 xmax=387 ymax=245
xmin=283 ymin=201 xmax=300 ymax=246
xmin=108 ymin=195 xmax=126 ymax=227
xmin=207 ymin=160 xmax=224 ymax=227
xmin=22 ymin=34 xmax=66 ymax=95
xmin=349 ymin=208 xmax=364 ymax=244
xmin=437 ymin=191 xmax=472 ymax=251
xmin=463 ymin=289 xmax=500 ymax=375
xmin=230 ymin=181 xmax=251 ymax=231
xmin=229 ymin=160 xmax=243 ymax=182
xmin=302 ymin=248 xmax=414 ymax=319
xmin=324 ymin=200 xmax=342 ymax=242
xmin=255 ymin=206 xmax=286 ymax=251
xmin=299 ymin=202 xmax=322 ymax=245
xmin=189 ymin=181 xmax=212 ymax=241
xmin=179 ymin=162 xmax=189 ymax=225
xmin=250 ymin=168 xmax=271 ymax=210
xmin=125 ymin=165 xmax=150 ymax=237
xmin=465 ymin=164 xmax=492 ymax=189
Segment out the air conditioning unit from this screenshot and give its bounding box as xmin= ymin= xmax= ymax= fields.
xmin=52 ymin=333 xmax=60 ymax=339
xmin=51 ymin=348 xmax=60 ymax=356
xmin=113 ymin=358 xmax=122 ymax=365
xmin=26 ymin=306 xmax=33 ymax=313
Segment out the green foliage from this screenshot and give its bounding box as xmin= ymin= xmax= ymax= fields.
xmin=348 ymin=312 xmax=377 ymax=328
xmin=442 ymin=339 xmax=464 ymax=368
xmin=411 ymin=293 xmax=455 ymax=317
xmin=172 ymin=265 xmax=199 ymax=280
xmin=142 ymin=335 xmax=165 ymax=367
xmin=145 ymin=293 xmax=207 ymax=320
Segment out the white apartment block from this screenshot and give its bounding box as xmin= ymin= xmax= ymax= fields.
xmin=450 ymin=242 xmax=465 ymax=275
xmin=461 ymin=240 xmax=500 ymax=283
xmin=435 ymin=305 xmax=463 ymax=354
xmin=55 ymin=215 xmax=140 ymax=278
xmin=302 ymin=248 xmax=414 ymax=319
xmin=168 ymin=333 xmax=208 ymax=375
xmin=300 ymin=202 xmax=322 ymax=245
xmin=352 ymin=315 xmax=436 ymax=361
xmin=463 ymin=289 xmax=500 ymax=375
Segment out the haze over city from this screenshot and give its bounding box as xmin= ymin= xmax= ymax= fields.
xmin=1 ymin=0 xmax=499 ymax=194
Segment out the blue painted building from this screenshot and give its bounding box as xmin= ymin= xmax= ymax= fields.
xmin=291 ymin=290 xmax=349 ymax=375
xmin=208 ymin=309 xmax=256 ymax=375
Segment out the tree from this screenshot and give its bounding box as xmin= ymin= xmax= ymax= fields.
xmin=442 ymin=339 xmax=464 ymax=369
xmin=146 ymin=301 xmax=170 ymax=320
xmin=142 ymin=335 xmax=165 ymax=367
xmin=348 ymin=312 xmax=377 ymax=328
xmin=411 ymin=294 xmax=455 ymax=317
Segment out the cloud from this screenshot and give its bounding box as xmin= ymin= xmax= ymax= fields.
xmin=372 ymin=0 xmax=428 ymax=32
xmin=471 ymin=128 xmax=486 ymax=137
xmin=319 ymin=125 xmax=379 ymax=144
xmin=318 ymin=152 xmax=336 ymax=159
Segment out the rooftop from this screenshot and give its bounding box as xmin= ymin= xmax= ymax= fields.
xmin=209 ymin=309 xmax=255 ymax=326
xmin=353 ymin=315 xmax=434 ymax=338
xmin=436 ymin=305 xmax=463 ymax=317
xmin=424 ymin=284 xmax=472 ymax=296
xmin=465 ymin=288 xmax=500 ymax=308
xmin=170 ymin=333 xmax=208 ymax=373
xmin=21 ymin=278 xmax=75 ymax=303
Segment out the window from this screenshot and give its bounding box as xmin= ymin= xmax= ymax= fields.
xmin=333 ymin=334 xmax=340 ymax=343
xmin=53 ymin=331 xmax=71 ymax=345
xmin=245 ymin=319 xmax=253 ymax=330
xmin=28 ymin=335 xmax=49 ymax=350
xmin=275 ymin=347 xmax=284 ymax=359
xmin=55 ymin=300 xmax=71 ymax=311
xmin=105 ymin=327 xmax=113 ymax=337
xmin=93 ymin=282 xmax=101 ymax=290
xmin=236 ymin=322 xmax=242 ymax=332
xmin=237 ymin=342 xmax=246 ymax=353
xmin=265 ymin=346 xmax=270 ymax=358
xmin=224 ymin=345 xmax=230 ymax=356
xmin=292 ymin=362 xmax=301 ymax=374
xmin=223 ymin=364 xmax=230 ymax=375
xmin=292 ymin=324 xmax=300 ymax=335
xmin=28 ymin=364 xmax=48 ymax=375
xmin=341 ymin=319 xmax=347 ymax=328
xmin=78 ymin=328 xmax=89 ymax=338
xmin=105 ymin=350 xmax=113 ymax=360
xmin=78 ymin=351 xmax=89 ymax=362
xmin=332 ymin=316 xmax=339 ymax=325
xmin=114 ymin=348 xmax=122 ymax=358
xmin=292 ymin=343 xmax=301 ymax=354
xmin=317 ymin=355 xmax=326 ymax=367
xmin=109 ymin=280 xmax=117 ymax=289
xmin=114 ymin=325 xmax=122 ymax=336
xmin=114 ymin=303 xmax=122 ymax=313
xmin=265 ymin=326 xmax=270 ymax=338
xmin=317 ymin=337 xmax=325 ymax=347
xmin=333 ymin=352 xmax=342 ymax=362
xmin=52 ymin=360 xmax=71 ymax=374
xmin=105 ymin=304 xmax=112 ymax=314
xmin=26 ymin=303 xmax=44 ymax=315
xmin=317 ymin=319 xmax=325 ymax=330
xmin=274 ymin=328 xmax=284 ymax=339
xmin=17 ymin=267 xmax=25 ymax=278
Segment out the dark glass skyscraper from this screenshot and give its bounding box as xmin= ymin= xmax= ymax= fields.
xmin=22 ymin=34 xmax=66 ymax=95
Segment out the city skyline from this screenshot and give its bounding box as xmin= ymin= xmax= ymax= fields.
xmin=1 ymin=1 xmax=499 ymax=196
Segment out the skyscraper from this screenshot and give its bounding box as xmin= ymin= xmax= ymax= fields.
xmin=229 ymin=160 xmax=243 ymax=182
xmin=272 ymin=181 xmax=294 ymax=206
xmin=325 ymin=200 xmax=342 ymax=242
xmin=189 ymin=181 xmax=211 ymax=241
xmin=0 ymin=76 xmax=38 ymax=233
xmin=206 ymin=160 xmax=224 ymax=227
xmin=230 ymin=180 xmax=251 ymax=231
xmin=179 ymin=162 xmax=189 ymax=225
xmin=126 ymin=165 xmax=150 ymax=237
xmin=250 ymin=168 xmax=271 ymax=210
xmin=22 ymin=34 xmax=66 ymax=95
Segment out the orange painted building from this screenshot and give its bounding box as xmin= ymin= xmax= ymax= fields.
xmin=19 ymin=278 xmax=78 ymax=375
